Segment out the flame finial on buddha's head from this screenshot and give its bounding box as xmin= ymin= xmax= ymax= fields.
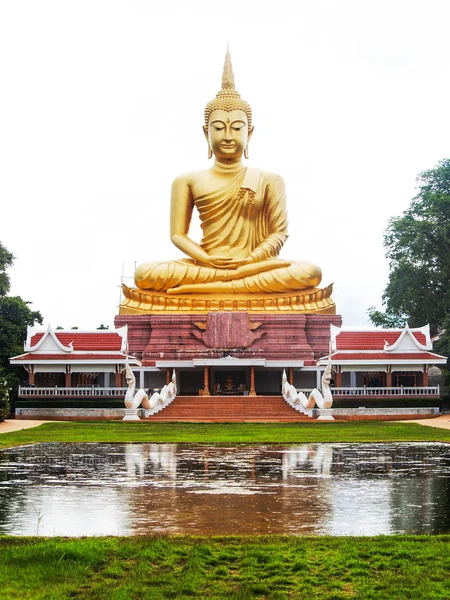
xmin=204 ymin=46 xmax=252 ymax=130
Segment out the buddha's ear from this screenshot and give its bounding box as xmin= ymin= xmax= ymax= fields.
xmin=203 ymin=125 xmax=213 ymax=159
xmin=248 ymin=126 xmax=254 ymax=143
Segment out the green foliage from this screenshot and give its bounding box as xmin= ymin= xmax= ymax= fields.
xmin=367 ymin=306 xmax=406 ymax=328
xmin=1 ymin=421 xmax=450 ymax=450
xmin=370 ymin=158 xmax=450 ymax=377
xmin=0 ymin=375 xmax=10 ymax=422
xmin=0 ymin=242 xmax=14 ymax=297
xmin=0 ymin=243 xmax=44 ymax=399
xmin=0 ymin=535 xmax=450 ymax=599
xmin=0 ymin=296 xmax=43 ymax=396
xmin=435 ymin=314 xmax=450 ymax=386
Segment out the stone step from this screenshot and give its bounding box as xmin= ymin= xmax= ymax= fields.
xmin=146 ymin=418 xmax=313 ymax=422
xmin=145 ymin=394 xmax=314 ymax=422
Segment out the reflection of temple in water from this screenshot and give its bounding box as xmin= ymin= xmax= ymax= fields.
xmin=125 ymin=444 xmax=177 ymax=479
xmin=1 ymin=443 xmax=450 ymax=536
xmin=123 ymin=443 xmax=450 ymax=536
xmin=125 ymin=444 xmax=335 ymax=535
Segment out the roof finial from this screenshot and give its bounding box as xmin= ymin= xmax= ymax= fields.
xmin=222 ymin=44 xmax=235 ymax=90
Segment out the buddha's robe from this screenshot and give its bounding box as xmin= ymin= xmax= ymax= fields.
xmin=135 ymin=168 xmax=321 ymax=294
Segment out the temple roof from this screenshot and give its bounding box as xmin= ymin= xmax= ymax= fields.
xmin=10 ymin=325 xmax=140 ymax=365
xmin=327 ymin=352 xmax=446 ymax=363
xmin=318 ymin=323 xmax=447 ymax=366
xmin=25 ymin=326 xmax=127 ymax=353
xmin=335 ymin=330 xmax=427 ymax=350
xmin=12 ymin=353 xmax=133 ymax=362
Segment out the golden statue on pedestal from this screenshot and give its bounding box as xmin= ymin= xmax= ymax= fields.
xmin=120 ymin=49 xmax=335 ymax=314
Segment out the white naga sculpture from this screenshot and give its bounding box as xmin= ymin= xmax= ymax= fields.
xmin=145 ymin=372 xmax=177 ymax=417
xmin=123 ymin=364 xmax=177 ymax=420
xmin=123 ymin=363 xmax=149 ymax=421
xmin=282 ymin=359 xmax=334 ymax=420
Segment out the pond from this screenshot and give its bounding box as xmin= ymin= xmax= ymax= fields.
xmin=0 ymin=442 xmax=449 ymax=536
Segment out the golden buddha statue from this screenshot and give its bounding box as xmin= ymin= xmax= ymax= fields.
xmin=120 ymin=49 xmax=335 ymax=314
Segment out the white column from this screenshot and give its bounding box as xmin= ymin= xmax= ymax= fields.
xmin=350 ymin=372 xmax=356 ymax=387
xmin=316 ymin=369 xmax=322 ymax=388
xmin=139 ymin=370 xmax=145 ymax=389
xmin=104 ymin=372 xmax=110 ymax=387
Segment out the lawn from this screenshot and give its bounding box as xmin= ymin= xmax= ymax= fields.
xmin=1 ymin=535 xmax=449 ymax=599
xmin=2 ymin=421 xmax=449 ymax=599
xmin=1 ymin=420 xmax=450 ymax=449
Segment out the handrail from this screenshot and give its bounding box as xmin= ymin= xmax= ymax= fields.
xmin=297 ymin=386 xmax=440 ymax=396
xmin=18 ymin=386 xmax=128 ymax=397
xmin=18 ymin=385 xmax=441 ymax=397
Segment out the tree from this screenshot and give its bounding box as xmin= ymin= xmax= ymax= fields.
xmin=0 ymin=243 xmax=43 ymax=397
xmin=369 ymin=158 xmax=450 ymax=382
xmin=0 ymin=296 xmax=43 ymax=392
xmin=0 ymin=242 xmax=14 ymax=296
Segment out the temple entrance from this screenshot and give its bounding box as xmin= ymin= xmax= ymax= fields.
xmin=255 ymin=369 xmax=283 ymax=395
xmin=212 ymin=369 xmax=248 ymax=396
xmin=394 ymin=372 xmax=417 ymax=387
xmin=177 ymin=370 xmax=204 ymax=395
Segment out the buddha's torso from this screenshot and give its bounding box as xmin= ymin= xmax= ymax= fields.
xmin=186 ymin=166 xmax=245 ymax=198
xmin=182 ymin=166 xmax=279 ymax=258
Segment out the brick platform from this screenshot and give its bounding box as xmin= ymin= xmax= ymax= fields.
xmin=115 ymin=313 xmax=342 ymax=363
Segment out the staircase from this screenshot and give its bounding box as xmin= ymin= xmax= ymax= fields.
xmin=145 ymin=395 xmax=315 ymax=422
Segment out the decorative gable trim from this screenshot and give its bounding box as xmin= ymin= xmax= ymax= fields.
xmin=25 ymin=325 xmax=73 ymax=354
xmin=116 ymin=325 xmax=128 ymax=353
xmin=330 ymin=324 xmax=341 ymax=352
xmin=384 ymin=323 xmax=431 ymax=352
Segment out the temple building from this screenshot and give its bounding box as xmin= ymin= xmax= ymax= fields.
xmin=10 ymin=326 xmax=141 ymax=395
xmin=10 ymin=321 xmax=446 ymax=419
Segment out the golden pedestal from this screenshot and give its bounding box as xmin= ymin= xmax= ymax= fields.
xmin=119 ymin=283 xmax=335 ymax=315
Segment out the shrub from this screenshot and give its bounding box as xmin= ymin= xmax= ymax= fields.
xmin=0 ymin=377 xmax=11 ymax=422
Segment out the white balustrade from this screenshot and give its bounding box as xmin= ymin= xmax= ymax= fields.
xmin=18 ymin=385 xmax=441 ymax=398
xmin=18 ymin=386 xmax=128 ymax=397
xmin=297 ymin=386 xmax=440 ymax=397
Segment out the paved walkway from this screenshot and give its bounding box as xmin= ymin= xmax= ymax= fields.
xmin=398 ymin=414 xmax=450 ymax=430
xmin=1 ymin=415 xmax=450 ymax=433
xmin=0 ymin=420 xmax=56 ymax=434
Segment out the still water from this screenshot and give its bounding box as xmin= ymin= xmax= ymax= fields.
xmin=0 ymin=442 xmax=449 ymax=536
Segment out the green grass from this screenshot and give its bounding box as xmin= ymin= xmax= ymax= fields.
xmin=1 ymin=420 xmax=450 ymax=449
xmin=1 ymin=535 xmax=449 ymax=599
xmin=1 ymin=424 xmax=449 ymax=598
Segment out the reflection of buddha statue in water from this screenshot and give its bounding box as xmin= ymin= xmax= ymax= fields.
xmin=134 ymin=49 xmax=323 ymax=296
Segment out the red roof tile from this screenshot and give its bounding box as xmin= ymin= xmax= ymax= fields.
xmin=329 ymin=352 xmax=444 ymax=361
xmin=30 ymin=332 xmax=123 ymax=351
xmin=13 ymin=353 xmax=131 ymax=361
xmin=336 ymin=331 xmax=426 ymax=350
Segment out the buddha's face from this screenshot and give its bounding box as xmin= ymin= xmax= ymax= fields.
xmin=204 ymin=109 xmax=253 ymax=161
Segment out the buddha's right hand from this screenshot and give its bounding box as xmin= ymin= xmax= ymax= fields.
xmin=228 ymin=259 xmax=291 ymax=278
xmin=197 ymin=255 xmax=236 ymax=269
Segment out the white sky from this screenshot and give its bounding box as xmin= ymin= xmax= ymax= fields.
xmin=1 ymin=0 xmax=449 ymax=329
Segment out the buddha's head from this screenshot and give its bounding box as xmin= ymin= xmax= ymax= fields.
xmin=204 ymin=48 xmax=254 ymax=160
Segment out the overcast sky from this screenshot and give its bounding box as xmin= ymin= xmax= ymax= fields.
xmin=1 ymin=0 xmax=449 ymax=329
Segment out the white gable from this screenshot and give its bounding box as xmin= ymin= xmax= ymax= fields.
xmin=384 ymin=324 xmax=430 ymax=353
xmin=25 ymin=325 xmax=73 ymax=354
